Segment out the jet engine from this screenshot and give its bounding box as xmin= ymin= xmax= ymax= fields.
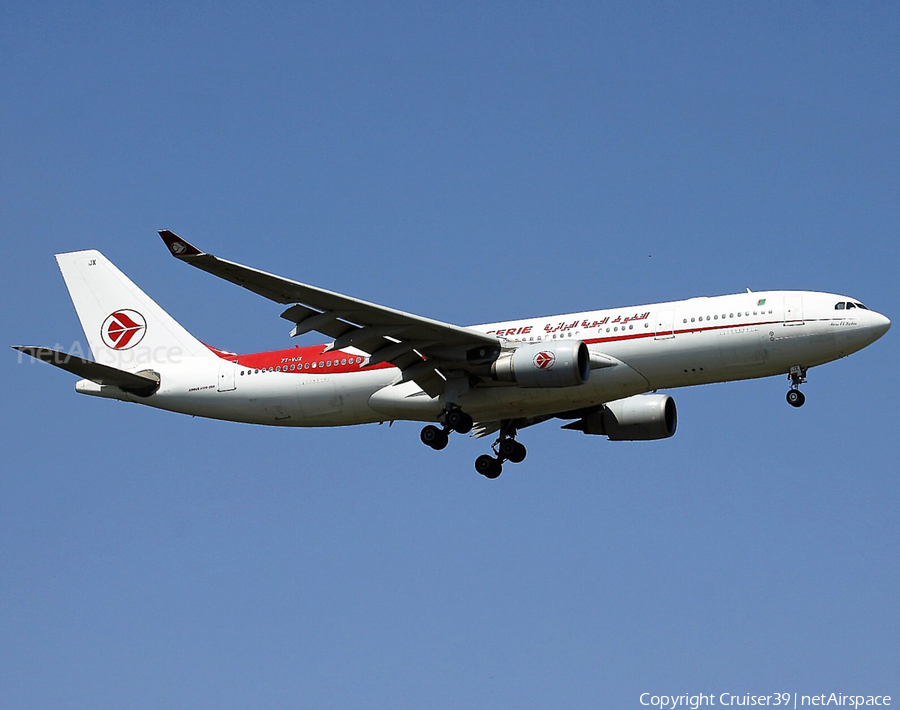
xmin=563 ymin=394 xmax=677 ymax=440
xmin=491 ymin=341 xmax=591 ymax=388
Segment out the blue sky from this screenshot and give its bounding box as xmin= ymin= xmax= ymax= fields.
xmin=2 ymin=3 xmax=898 ymax=707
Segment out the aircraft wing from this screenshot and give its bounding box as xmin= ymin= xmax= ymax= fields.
xmin=159 ymin=231 xmax=500 ymax=396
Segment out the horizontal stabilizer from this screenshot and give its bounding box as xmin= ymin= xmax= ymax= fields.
xmin=12 ymin=346 xmax=160 ymax=396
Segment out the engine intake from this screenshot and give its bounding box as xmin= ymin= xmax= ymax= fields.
xmin=491 ymin=341 xmax=591 ymax=388
xmin=564 ymin=394 xmax=677 ymax=440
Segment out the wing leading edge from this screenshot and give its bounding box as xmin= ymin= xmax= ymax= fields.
xmin=158 ymin=231 xmax=500 ymax=396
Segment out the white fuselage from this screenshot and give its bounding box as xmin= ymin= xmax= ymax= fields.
xmin=80 ymin=290 xmax=890 ymax=427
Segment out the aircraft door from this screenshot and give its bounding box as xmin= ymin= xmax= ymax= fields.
xmin=654 ymin=310 xmax=675 ymax=339
xmin=784 ymin=295 xmax=804 ymax=326
xmin=217 ymin=361 xmax=237 ymax=392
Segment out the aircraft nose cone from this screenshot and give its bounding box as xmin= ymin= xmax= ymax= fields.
xmin=870 ymin=312 xmax=891 ymax=340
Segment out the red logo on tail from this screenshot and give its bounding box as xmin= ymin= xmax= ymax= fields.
xmin=101 ymin=310 xmax=147 ymax=350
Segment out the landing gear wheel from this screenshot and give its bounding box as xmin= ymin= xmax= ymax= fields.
xmin=420 ymin=425 xmax=449 ymax=450
xmin=475 ymin=454 xmax=502 ymax=479
xmin=498 ymin=439 xmax=527 ymax=464
xmin=507 ymin=441 xmax=527 ymax=464
xmin=786 ymin=389 xmax=806 ymax=408
xmin=445 ymin=409 xmax=474 ymax=434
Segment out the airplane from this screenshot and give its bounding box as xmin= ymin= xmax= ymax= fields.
xmin=13 ymin=231 xmax=891 ymax=478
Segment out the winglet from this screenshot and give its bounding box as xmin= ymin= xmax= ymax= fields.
xmin=159 ymin=230 xmax=204 ymax=258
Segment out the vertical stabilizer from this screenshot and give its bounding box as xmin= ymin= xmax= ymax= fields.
xmin=55 ymin=249 xmax=215 ymax=370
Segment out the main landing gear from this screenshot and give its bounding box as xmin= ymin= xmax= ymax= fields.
xmin=420 ymin=424 xmax=449 ymax=450
xmin=419 ymin=410 xmax=527 ymax=479
xmin=474 ymin=421 xmax=527 ymax=479
xmin=786 ymin=365 xmax=807 ymax=408
xmin=420 ymin=406 xmax=473 ymax=451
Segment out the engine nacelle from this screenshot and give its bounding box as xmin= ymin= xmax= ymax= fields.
xmin=567 ymin=394 xmax=677 ymax=440
xmin=491 ymin=341 xmax=591 ymax=388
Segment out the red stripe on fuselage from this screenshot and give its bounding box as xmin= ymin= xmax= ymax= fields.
xmin=204 ymin=342 xmax=396 ymax=374
xmin=582 ymin=319 xmax=785 ymax=346
xmin=200 ymin=317 xmax=828 ymax=375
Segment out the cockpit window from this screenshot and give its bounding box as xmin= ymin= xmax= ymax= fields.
xmin=846 ymin=302 xmax=856 ymax=309
xmin=855 ymin=302 xmax=868 ymax=310
xmin=835 ymin=302 xmax=845 ymax=310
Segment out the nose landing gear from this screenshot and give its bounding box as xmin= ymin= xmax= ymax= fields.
xmin=786 ymin=365 xmax=807 ymax=408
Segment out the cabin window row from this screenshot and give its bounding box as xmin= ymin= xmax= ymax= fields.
xmin=239 ymin=357 xmax=365 ymax=375
xmin=512 ymin=321 xmax=654 ymax=343
xmin=683 ymin=309 xmax=773 ymax=324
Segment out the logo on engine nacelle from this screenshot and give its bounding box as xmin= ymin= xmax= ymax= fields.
xmin=533 ymin=350 xmax=556 ymax=370
xmin=101 ymin=309 xmax=147 ymax=350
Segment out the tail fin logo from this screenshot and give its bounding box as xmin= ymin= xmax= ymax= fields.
xmin=101 ymin=310 xmax=147 ymax=350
